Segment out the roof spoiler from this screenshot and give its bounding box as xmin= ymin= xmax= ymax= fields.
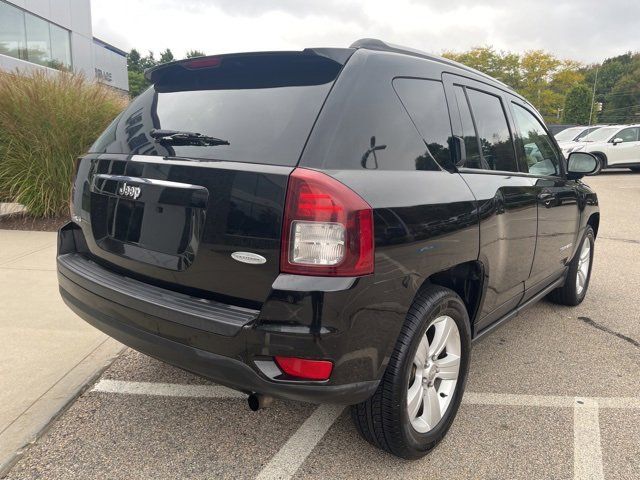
xmin=144 ymin=48 xmax=354 ymax=83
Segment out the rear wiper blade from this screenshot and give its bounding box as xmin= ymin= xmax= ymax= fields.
xmin=150 ymin=129 xmax=230 ymax=146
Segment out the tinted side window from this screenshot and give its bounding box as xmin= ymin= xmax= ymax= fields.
xmin=466 ymin=88 xmax=517 ymax=172
xmin=511 ymin=103 xmax=560 ymax=176
xmin=393 ymin=78 xmax=453 ymax=169
xmin=616 ymin=127 xmax=639 ymax=142
xmin=452 ymin=85 xmax=483 ymax=168
xmin=303 ymin=72 xmax=440 ymax=171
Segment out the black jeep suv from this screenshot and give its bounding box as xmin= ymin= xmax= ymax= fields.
xmin=57 ymin=39 xmax=600 ymax=459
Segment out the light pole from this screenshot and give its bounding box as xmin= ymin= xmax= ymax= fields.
xmin=589 ymin=67 xmax=599 ymax=125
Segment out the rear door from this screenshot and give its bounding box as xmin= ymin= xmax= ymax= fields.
xmin=443 ymin=74 xmax=538 ymax=331
xmin=71 ymin=50 xmax=352 ymax=306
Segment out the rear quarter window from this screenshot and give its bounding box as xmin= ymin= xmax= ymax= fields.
xmin=392 ymin=78 xmax=454 ymax=170
xmin=300 ymin=67 xmax=440 ymax=171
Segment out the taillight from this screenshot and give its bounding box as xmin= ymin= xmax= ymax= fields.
xmin=274 ymin=356 xmax=333 ymax=381
xmin=280 ymin=168 xmax=374 ymax=276
xmin=183 ymin=57 xmax=221 ymax=69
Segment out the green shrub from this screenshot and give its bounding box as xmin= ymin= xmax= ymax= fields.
xmin=0 ymin=70 xmax=127 ymax=217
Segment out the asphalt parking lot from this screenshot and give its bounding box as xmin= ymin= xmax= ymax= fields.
xmin=4 ymin=171 xmax=640 ymax=480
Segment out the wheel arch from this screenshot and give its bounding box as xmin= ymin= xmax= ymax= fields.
xmin=415 ymin=261 xmax=485 ymax=327
xmin=591 ymin=151 xmax=608 ymax=169
xmin=587 ymin=212 xmax=600 ymax=238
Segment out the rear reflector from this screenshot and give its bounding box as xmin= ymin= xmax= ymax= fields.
xmin=274 ymin=356 xmax=333 ymax=381
xmin=280 ymin=168 xmax=374 ymax=277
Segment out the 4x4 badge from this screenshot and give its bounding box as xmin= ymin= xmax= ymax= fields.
xmin=117 ymin=182 xmax=141 ymax=200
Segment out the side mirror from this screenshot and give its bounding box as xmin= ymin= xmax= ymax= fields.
xmin=612 ymin=137 xmax=624 ymax=145
xmin=567 ymin=152 xmax=600 ymax=179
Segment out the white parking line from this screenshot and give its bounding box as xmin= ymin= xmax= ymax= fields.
xmin=255 ymin=404 xmax=345 ymax=480
xmin=91 ymin=379 xmax=244 ymax=398
xmin=463 ymin=391 xmax=640 ymax=409
xmin=596 ymin=396 xmax=640 ymax=409
xmin=92 ymin=380 xmax=640 ymax=410
xmin=574 ymin=398 xmax=604 ymax=480
xmin=464 ymin=391 xmax=574 ymax=408
xmin=91 ymin=380 xmax=640 ymax=480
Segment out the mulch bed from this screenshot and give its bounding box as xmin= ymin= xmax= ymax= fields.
xmin=0 ymin=213 xmax=69 ymax=231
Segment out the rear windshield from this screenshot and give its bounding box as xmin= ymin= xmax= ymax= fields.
xmin=90 ymin=53 xmax=343 ymax=166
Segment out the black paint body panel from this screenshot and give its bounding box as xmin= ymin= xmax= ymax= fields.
xmin=72 ymin=155 xmax=292 ymax=307
xmin=58 ymin=47 xmax=599 ymax=403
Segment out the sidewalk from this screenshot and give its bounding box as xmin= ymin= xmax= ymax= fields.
xmin=0 ymin=230 xmax=124 ymax=474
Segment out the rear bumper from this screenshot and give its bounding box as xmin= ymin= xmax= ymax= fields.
xmin=58 ymin=279 xmax=376 ymax=403
xmin=57 ymin=223 xmax=381 ymax=404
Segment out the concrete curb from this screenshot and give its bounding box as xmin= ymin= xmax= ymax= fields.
xmin=0 ymin=338 xmax=125 ymax=477
xmin=0 ymin=204 xmax=26 ymax=218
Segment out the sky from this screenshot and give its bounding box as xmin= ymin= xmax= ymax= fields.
xmin=91 ymin=0 xmax=640 ymax=64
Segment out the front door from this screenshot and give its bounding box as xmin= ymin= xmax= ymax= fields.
xmin=509 ymin=101 xmax=580 ymax=292
xmin=607 ymin=126 xmax=640 ymax=166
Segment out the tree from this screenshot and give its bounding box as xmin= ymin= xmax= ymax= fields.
xmin=127 ymin=49 xmax=143 ymax=73
xmin=497 ymin=52 xmax=522 ymax=90
xmin=601 ymin=62 xmax=640 ymax=123
xmin=444 ymin=46 xmax=640 ymax=124
xmin=585 ymin=52 xmax=634 ymax=101
xmin=127 ymin=48 xmax=162 ymax=98
xmin=159 ymin=48 xmax=174 ymax=64
xmin=551 ymin=60 xmax=584 ymax=95
xmin=126 ymin=49 xmax=155 ymax=98
xmin=127 ymin=48 xmax=155 ymax=98
xmin=443 ymin=46 xmax=522 ymax=89
xmin=186 ymin=50 xmax=206 ymax=58
xmin=563 ymin=85 xmax=592 ymax=124
xmin=519 ymin=50 xmax=561 ymax=118
xmin=443 ymin=47 xmax=585 ymax=122
xmin=128 ymin=70 xmax=148 ymax=98
xmin=139 ymin=51 xmax=157 ymax=70
xmin=127 ymin=48 xmax=150 ymax=97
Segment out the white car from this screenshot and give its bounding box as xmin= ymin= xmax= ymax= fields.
xmin=563 ymin=124 xmax=640 ymax=172
xmin=556 ymin=125 xmax=607 ymax=156
xmin=554 ymin=125 xmax=605 ymax=148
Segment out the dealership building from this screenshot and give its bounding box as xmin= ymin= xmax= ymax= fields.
xmin=0 ymin=0 xmax=128 ymax=92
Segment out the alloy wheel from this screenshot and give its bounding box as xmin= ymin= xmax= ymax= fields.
xmin=407 ymin=315 xmax=461 ymax=434
xmin=576 ymin=237 xmax=591 ymax=296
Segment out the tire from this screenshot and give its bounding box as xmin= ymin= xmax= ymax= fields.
xmin=548 ymin=226 xmax=595 ymax=306
xmin=351 ymin=285 xmax=471 ymax=459
xmin=630 ymin=167 xmax=640 ymax=173
xmin=593 ymin=154 xmax=607 ymax=174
